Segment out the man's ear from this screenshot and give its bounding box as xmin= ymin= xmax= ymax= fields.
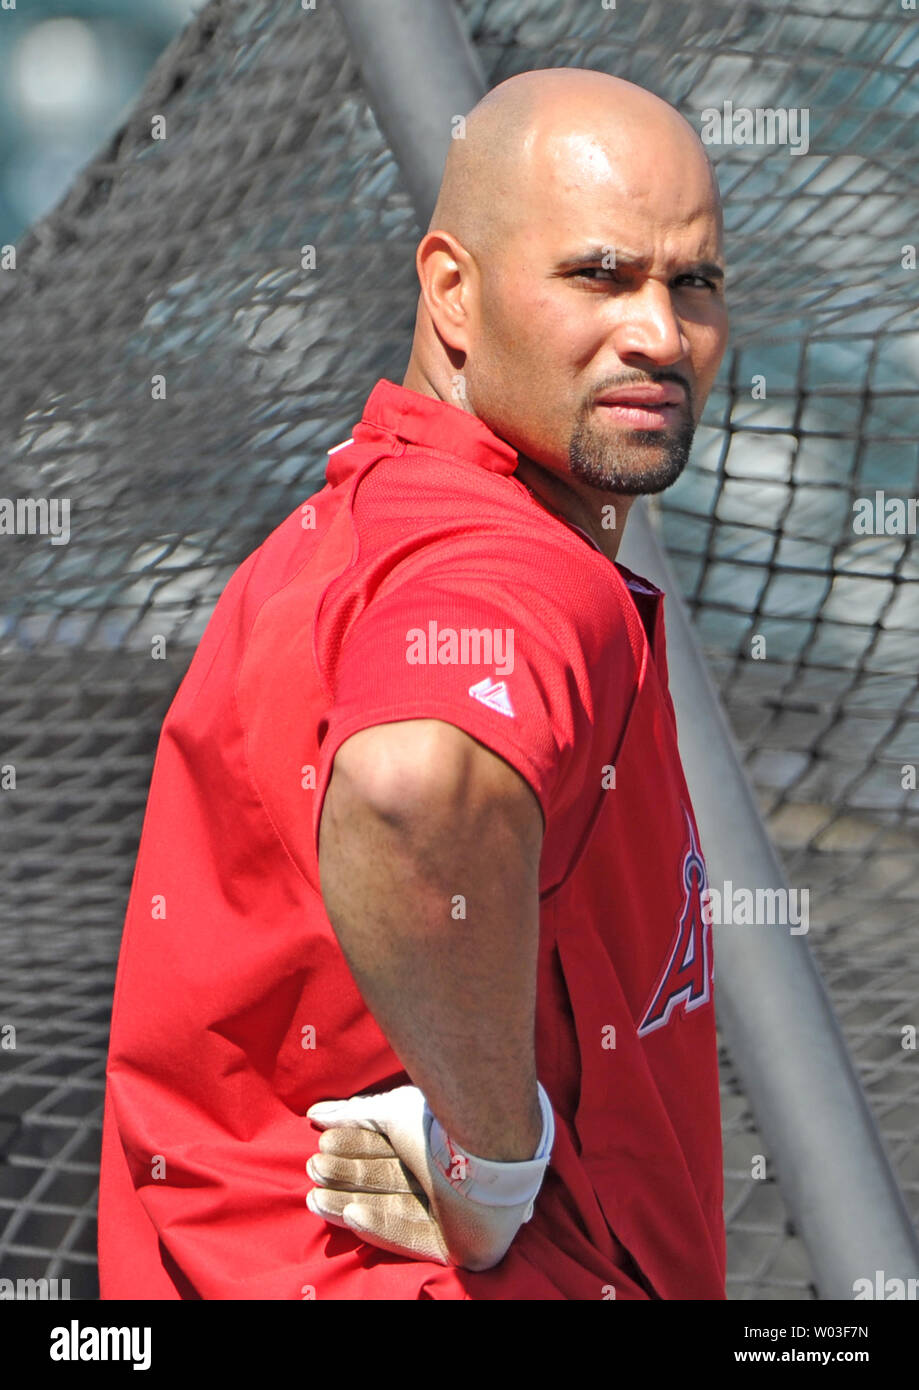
xmin=415 ymin=230 xmax=475 ymax=358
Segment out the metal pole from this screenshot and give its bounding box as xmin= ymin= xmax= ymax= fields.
xmin=334 ymin=0 xmax=919 ymax=1298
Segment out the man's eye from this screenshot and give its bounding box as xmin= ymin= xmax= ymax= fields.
xmin=571 ymin=266 xmax=618 ymax=281
xmin=677 ymin=274 xmax=717 ymax=290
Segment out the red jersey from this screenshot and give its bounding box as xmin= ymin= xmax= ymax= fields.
xmin=98 ymin=378 xmax=726 ymax=1300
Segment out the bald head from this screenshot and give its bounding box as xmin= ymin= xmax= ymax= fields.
xmin=404 ymin=67 xmax=728 ymax=514
xmin=429 ymin=69 xmax=721 ymax=268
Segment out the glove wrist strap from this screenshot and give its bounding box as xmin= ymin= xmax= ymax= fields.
xmin=425 ymin=1082 xmax=554 ymax=1208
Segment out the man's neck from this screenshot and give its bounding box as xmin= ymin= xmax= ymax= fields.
xmin=400 ymin=362 xmax=633 ymax=563
xmin=512 ymin=455 xmax=633 ymax=563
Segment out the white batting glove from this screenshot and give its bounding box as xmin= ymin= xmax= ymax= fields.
xmin=306 ymin=1084 xmax=554 ymax=1272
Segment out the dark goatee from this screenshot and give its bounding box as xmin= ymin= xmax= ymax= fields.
xmin=568 ymin=415 xmax=696 ymax=495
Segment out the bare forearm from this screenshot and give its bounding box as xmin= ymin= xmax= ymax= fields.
xmin=318 ymin=721 xmax=544 ymax=1161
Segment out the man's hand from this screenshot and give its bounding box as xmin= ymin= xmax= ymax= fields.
xmin=306 ymin=1084 xmax=554 ymax=1271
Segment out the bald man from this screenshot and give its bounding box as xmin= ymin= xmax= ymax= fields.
xmin=98 ymin=68 xmax=729 ymax=1301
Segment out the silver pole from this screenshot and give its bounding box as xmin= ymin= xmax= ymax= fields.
xmin=334 ymin=0 xmax=919 ymax=1298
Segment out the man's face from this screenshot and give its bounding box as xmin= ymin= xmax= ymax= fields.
xmin=464 ymin=126 xmax=728 ymax=495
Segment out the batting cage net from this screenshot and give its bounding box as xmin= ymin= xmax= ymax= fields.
xmin=0 ymin=0 xmax=916 ymax=1299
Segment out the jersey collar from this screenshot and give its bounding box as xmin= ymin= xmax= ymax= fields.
xmin=344 ymin=376 xmax=664 ymax=604
xmin=351 ymin=378 xmax=522 ymax=475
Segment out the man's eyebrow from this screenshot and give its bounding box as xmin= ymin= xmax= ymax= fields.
xmin=554 ymin=244 xmax=644 ymax=271
xmin=685 ymin=261 xmax=725 ymax=283
xmin=555 ymin=245 xmax=726 ymax=281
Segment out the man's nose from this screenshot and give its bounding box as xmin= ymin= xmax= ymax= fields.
xmin=611 ymin=281 xmax=688 ymax=366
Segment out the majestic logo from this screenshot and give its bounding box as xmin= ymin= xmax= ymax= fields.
xmin=468 ymin=677 xmax=515 ymax=717
xmin=637 ymin=806 xmax=713 ymax=1037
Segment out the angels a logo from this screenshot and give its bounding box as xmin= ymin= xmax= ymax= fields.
xmin=637 ymin=806 xmax=712 ymax=1037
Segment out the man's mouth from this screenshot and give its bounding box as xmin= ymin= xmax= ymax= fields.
xmin=595 ymin=401 xmax=681 ymax=429
xmin=594 ymin=384 xmax=687 ymax=431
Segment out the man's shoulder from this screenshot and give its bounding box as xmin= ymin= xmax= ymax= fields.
xmin=347 ymin=447 xmax=606 ymax=584
xmin=313 ymin=449 xmax=644 ymax=678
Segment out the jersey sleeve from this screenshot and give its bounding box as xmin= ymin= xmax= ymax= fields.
xmin=313 ymin=530 xmax=640 ymax=857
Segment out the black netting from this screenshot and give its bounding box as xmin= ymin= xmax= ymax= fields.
xmin=1 ymin=0 xmax=916 ymax=1299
